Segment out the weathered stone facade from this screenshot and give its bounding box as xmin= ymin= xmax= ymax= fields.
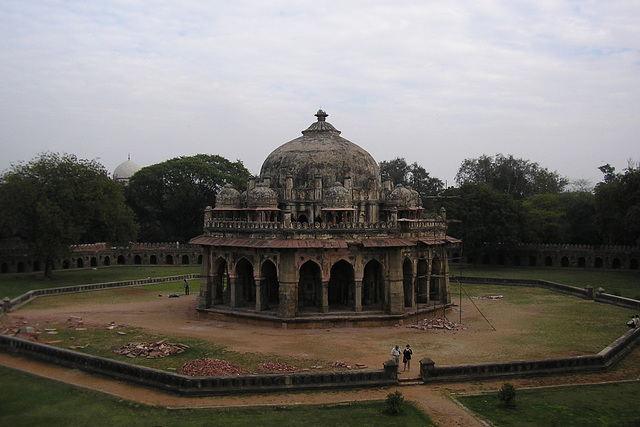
xmin=190 ymin=110 xmax=458 ymax=327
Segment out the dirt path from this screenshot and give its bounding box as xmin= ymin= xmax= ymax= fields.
xmin=2 ymin=289 xmax=639 ymax=426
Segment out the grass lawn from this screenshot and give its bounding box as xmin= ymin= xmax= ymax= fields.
xmin=0 ymin=265 xmax=200 ymax=299
xmin=0 ymin=365 xmax=434 ymax=427
xmin=458 ymin=381 xmax=640 ymax=427
xmin=450 ymin=264 xmax=640 ymax=300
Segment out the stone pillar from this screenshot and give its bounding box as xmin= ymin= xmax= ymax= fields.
xmin=354 ymin=280 xmax=362 ymax=312
xmin=388 ymin=248 xmax=404 ymax=315
xmin=2 ymin=297 xmax=11 ymax=314
xmin=419 ymin=358 xmax=435 ymax=380
xmin=229 ymin=274 xmax=238 ymax=308
xmin=585 ymin=285 xmax=594 ymax=300
xmin=383 ymin=359 xmax=398 ymax=380
xmin=321 ymin=280 xmax=329 ymax=314
xmin=278 ymin=251 xmax=297 ymax=318
xmin=255 ymin=281 xmax=262 ymax=312
xmin=197 ymin=247 xmax=212 ymax=310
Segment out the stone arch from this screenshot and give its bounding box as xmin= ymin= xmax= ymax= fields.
xmin=630 ymin=259 xmax=639 ymax=270
xmin=298 ymin=260 xmax=321 ymax=310
xmin=103 ymin=256 xmax=111 ymax=266
xmin=260 ymin=260 xmax=279 ymax=310
xmin=165 ymin=254 xmax=174 ymax=265
xmin=63 ymin=260 xmax=70 ymax=269
xmin=150 ymin=255 xmax=157 ymax=265
xmin=416 ymin=258 xmax=428 ymax=304
xmin=77 ymin=258 xmax=84 ymax=268
xmin=561 ymin=256 xmax=569 ymax=267
xmin=117 ymin=255 xmax=126 ymax=265
xmin=430 ymin=255 xmax=443 ymax=302
xmin=403 ymin=258 xmax=413 ymax=308
xmin=578 ymin=257 xmax=586 ymax=268
xmin=90 ymin=257 xmax=97 ymax=267
xmin=529 ymin=256 xmax=537 ymax=267
xmin=198 ymin=254 xmax=203 ymax=264
xmin=298 ymin=214 xmax=308 ymax=224
xmin=595 ymin=257 xmax=603 ymax=268
xmin=182 ymin=255 xmax=189 ymax=265
xmin=234 ymin=258 xmax=255 ymax=307
xmin=17 ymin=261 xmax=26 ymax=273
xmin=544 ymin=256 xmax=553 ymax=267
xmin=362 ymin=259 xmax=383 ymax=309
xmin=134 ymin=255 xmax=142 ymax=265
xmin=612 ymin=258 xmax=621 ymax=269
xmin=328 ymin=260 xmax=355 ymax=310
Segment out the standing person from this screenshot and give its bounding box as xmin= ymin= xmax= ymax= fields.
xmin=391 ymin=345 xmax=400 ymax=364
xmin=184 ymin=278 xmax=190 ymax=295
xmin=403 ymin=344 xmax=413 ymax=372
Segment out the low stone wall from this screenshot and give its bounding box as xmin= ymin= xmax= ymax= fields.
xmin=454 ymin=276 xmax=592 ymax=299
xmin=594 ymin=290 xmax=640 ymax=312
xmin=420 ymin=327 xmax=640 ymax=383
xmin=2 ymin=274 xmax=200 ymax=314
xmin=0 ymin=335 xmax=397 ymax=395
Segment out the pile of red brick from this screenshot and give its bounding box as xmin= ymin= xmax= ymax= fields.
xmin=257 ymin=362 xmax=299 ymax=373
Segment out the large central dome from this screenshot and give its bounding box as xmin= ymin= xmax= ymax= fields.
xmin=260 ymin=110 xmax=381 ymax=190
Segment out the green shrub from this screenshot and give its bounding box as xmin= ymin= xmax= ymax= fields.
xmin=385 ymin=391 xmax=404 ymax=415
xmin=498 ymin=382 xmax=517 ymax=407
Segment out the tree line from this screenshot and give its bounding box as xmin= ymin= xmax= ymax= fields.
xmin=1 ymin=151 xmax=638 ymax=278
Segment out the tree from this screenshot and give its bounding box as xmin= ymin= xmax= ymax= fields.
xmin=0 ymin=152 xmax=137 ymax=278
xmin=125 ymin=154 xmax=249 ymax=242
xmin=380 ymin=157 xmax=444 ymax=213
xmin=441 ymin=184 xmax=523 ymax=262
xmin=595 ymin=164 xmax=640 ymax=245
xmin=455 ymin=154 xmax=568 ymax=199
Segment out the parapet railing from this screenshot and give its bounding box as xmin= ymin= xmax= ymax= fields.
xmin=2 ymin=274 xmax=200 ymax=314
xmin=205 ymin=219 xmax=446 ymax=232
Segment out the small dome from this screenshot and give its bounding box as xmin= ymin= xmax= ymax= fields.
xmin=247 ymin=183 xmax=278 ymax=208
xmin=324 ymin=182 xmax=351 ymax=208
xmin=385 ymin=184 xmax=421 ymax=208
xmin=113 ymin=157 xmax=141 ymax=183
xmin=216 ymin=184 xmax=243 ymax=208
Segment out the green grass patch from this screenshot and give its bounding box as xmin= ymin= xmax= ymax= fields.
xmin=451 ymin=265 xmax=640 ymax=299
xmin=0 ymin=265 xmax=200 ymax=299
xmin=0 ymin=365 xmax=435 ymax=426
xmin=458 ymin=381 xmax=640 ymax=426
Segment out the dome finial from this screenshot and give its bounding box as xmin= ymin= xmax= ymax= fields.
xmin=315 ymin=109 xmax=328 ymax=122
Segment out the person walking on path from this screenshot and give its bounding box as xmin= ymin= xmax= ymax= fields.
xmin=183 ymin=278 xmax=190 ymax=295
xmin=391 ymin=345 xmax=400 ymax=364
xmin=403 ymin=344 xmax=413 ymax=371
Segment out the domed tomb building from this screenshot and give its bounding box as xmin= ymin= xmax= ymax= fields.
xmin=190 ymin=110 xmax=459 ymax=327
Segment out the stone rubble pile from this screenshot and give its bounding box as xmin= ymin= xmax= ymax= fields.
xmin=112 ymin=340 xmax=189 ymax=359
xmin=257 ymin=362 xmax=299 ymax=373
xmin=179 ymin=358 xmax=245 ymax=376
xmin=406 ymin=317 xmax=465 ymax=332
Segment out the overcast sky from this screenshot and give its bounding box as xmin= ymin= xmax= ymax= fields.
xmin=1 ymin=1 xmax=639 ymax=188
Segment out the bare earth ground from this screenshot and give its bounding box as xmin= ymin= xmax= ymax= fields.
xmin=2 ymin=291 xmax=640 ymax=427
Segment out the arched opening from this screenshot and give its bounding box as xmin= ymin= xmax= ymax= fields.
xmin=17 ymin=261 xmax=26 ymax=273
xmin=103 ymin=256 xmax=111 ymax=266
xmin=150 ymin=255 xmax=157 ymax=265
xmin=165 ymin=255 xmax=174 ymax=265
xmin=298 ymin=261 xmax=321 ymax=311
xmin=430 ymin=256 xmax=442 ymax=302
xmin=529 ymin=256 xmax=537 ymax=267
xmin=260 ymin=260 xmax=279 ymax=311
xmin=595 ymin=257 xmax=603 ymax=268
xmin=198 ymin=254 xmax=203 ymax=264
xmin=630 ymin=259 xmax=639 ymax=270
xmin=90 ymin=257 xmax=97 ymax=267
xmin=182 ymin=255 xmax=189 ymax=265
xmin=298 ymin=214 xmax=308 ymax=224
xmin=612 ymin=258 xmax=621 ymax=269
xmin=403 ymin=258 xmax=413 ymax=308
xmin=134 ymin=255 xmax=142 ymax=265
xmin=33 ymin=261 xmax=41 ymax=271
xmin=77 ymin=258 xmax=84 ymax=268
xmin=416 ymin=258 xmax=428 ymax=304
xmin=63 ymin=260 xmax=70 ymax=269
xmin=117 ymin=255 xmax=126 ymax=265
xmin=561 ymin=256 xmax=569 ymax=267
xmin=544 ymin=256 xmax=553 ymax=267
xmin=235 ymin=258 xmax=255 ymax=307
xmin=362 ymin=259 xmax=383 ymax=309
xmin=328 ymin=260 xmax=355 ymax=310
xmin=578 ymin=257 xmax=586 ymax=268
